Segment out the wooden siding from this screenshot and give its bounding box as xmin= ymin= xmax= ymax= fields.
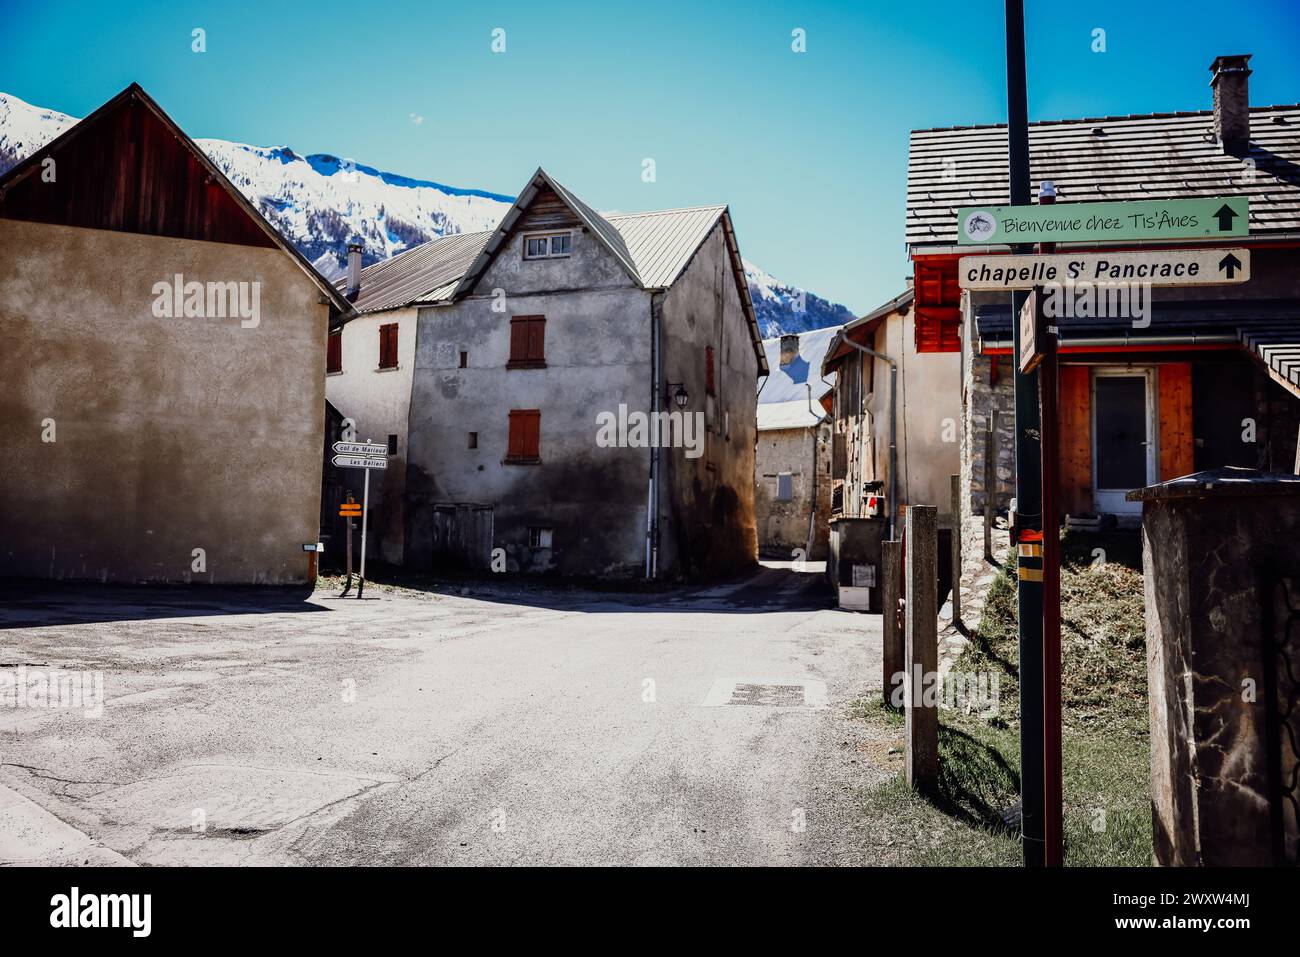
xmin=0 ymin=92 xmax=275 ymax=249
xmin=1159 ymin=363 xmax=1195 ymax=480
xmin=516 ymin=186 xmax=582 ymax=233
xmin=1059 ymin=365 xmax=1093 ymax=515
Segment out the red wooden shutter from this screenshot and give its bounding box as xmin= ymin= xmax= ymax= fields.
xmin=527 ymin=316 xmax=546 ymax=363
xmin=705 ymin=346 xmax=716 ymax=395
xmin=378 ymin=323 xmax=398 ymax=369
xmin=509 ymin=316 xmax=545 ymax=367
xmin=523 ymin=410 xmax=540 ymax=459
xmin=507 ymin=410 xmax=541 ymax=462
xmin=327 ymin=332 xmax=342 ymax=373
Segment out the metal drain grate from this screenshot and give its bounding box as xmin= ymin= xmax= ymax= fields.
xmin=728 ymin=683 xmax=808 ymax=706
xmin=701 ymin=678 xmax=827 ymax=709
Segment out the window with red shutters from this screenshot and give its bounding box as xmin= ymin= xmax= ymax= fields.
xmin=705 ymin=345 xmax=716 ymax=395
xmin=378 ymin=323 xmax=398 ymax=370
xmin=327 ymin=332 xmax=342 ymax=374
xmin=505 ymin=410 xmax=541 ymax=464
xmin=508 ymin=315 xmax=546 ymax=368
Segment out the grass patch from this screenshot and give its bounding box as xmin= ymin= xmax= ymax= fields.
xmin=852 ymin=529 xmax=1152 ymax=866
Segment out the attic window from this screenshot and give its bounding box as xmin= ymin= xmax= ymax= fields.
xmin=524 ymin=232 xmax=572 ymax=259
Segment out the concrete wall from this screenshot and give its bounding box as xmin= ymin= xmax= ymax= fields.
xmin=325 ymin=306 xmax=416 ymax=564
xmin=0 ymin=219 xmax=328 ymax=584
xmin=755 ymin=423 xmax=832 ymax=559
xmin=656 ymin=223 xmax=759 ymax=579
xmin=404 ymin=227 xmax=654 ymax=578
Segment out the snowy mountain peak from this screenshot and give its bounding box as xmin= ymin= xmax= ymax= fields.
xmin=0 ymin=90 xmax=855 ymax=335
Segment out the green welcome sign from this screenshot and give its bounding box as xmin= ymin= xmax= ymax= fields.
xmin=955 ymin=197 xmax=1249 ymax=245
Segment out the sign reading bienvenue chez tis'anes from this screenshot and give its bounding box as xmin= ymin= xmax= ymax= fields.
xmin=956 ymin=198 xmax=1248 ymax=245
xmin=957 ymin=248 xmax=1251 ymax=290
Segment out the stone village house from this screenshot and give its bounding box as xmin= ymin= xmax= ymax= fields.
xmin=754 ymin=327 xmax=838 ymax=560
xmin=906 ymin=55 xmax=1300 ymax=531
xmin=0 ymin=84 xmax=353 ymax=584
xmin=325 ymin=168 xmax=766 ymax=580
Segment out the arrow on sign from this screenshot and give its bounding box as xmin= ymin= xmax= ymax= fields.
xmin=1213 ymin=203 xmax=1240 ymax=231
xmin=1218 ymin=252 xmax=1243 ymax=278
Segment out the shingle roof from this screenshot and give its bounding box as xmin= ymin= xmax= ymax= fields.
xmin=907 ymin=105 xmax=1300 ymax=249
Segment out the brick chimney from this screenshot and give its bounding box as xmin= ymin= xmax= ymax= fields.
xmin=779 ymin=333 xmax=800 ymax=367
xmin=346 ymin=242 xmax=363 ymax=299
xmin=1209 ymin=54 xmax=1253 ymax=156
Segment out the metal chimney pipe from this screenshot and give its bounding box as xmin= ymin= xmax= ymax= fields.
xmin=346 ymin=242 xmax=363 ymax=298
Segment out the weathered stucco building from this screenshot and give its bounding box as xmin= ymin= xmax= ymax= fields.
xmin=331 ymin=169 xmax=765 ymax=580
xmin=0 ymin=84 xmax=351 ymax=584
xmin=755 ymin=328 xmax=837 ymax=559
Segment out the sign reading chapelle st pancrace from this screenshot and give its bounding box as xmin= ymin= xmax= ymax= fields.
xmin=956 ymin=197 xmax=1249 ymax=245
xmin=957 ymin=248 xmax=1251 ymax=290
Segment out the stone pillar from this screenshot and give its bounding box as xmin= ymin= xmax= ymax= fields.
xmin=905 ymin=505 xmax=939 ymax=793
xmin=1130 ymin=467 xmax=1300 ymax=866
xmin=882 ymin=539 xmax=903 ymax=707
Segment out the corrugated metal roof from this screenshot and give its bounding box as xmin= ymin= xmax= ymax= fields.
xmin=907 ymin=105 xmax=1300 ymax=248
xmin=758 ymin=326 xmax=840 ymax=404
xmin=605 ymin=205 xmax=728 ymax=287
xmin=757 ymin=399 xmax=826 ymax=431
xmin=337 ymin=230 xmax=491 ymax=315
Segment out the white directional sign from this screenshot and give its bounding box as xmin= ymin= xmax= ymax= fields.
xmin=958 ymin=248 xmax=1250 ymax=290
xmin=333 ymin=441 xmax=389 ymax=456
xmin=332 ymin=454 xmax=388 ymax=470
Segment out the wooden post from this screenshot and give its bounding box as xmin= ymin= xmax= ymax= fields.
xmin=905 ymin=505 xmax=939 ymax=794
xmin=984 ymin=410 xmax=997 ymax=561
xmin=881 ymin=539 xmax=903 ymax=708
xmin=949 ymin=473 xmax=962 ymax=627
xmin=342 ymin=492 xmax=355 ymax=597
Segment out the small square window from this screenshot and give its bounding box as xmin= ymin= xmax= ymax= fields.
xmin=468 ymin=432 xmax=478 ymax=449
xmin=528 ymin=527 xmax=554 ymax=549
xmin=550 ymin=233 xmax=571 ymax=256
xmin=777 ymin=473 xmax=794 ymax=502
xmin=387 ymin=434 xmax=398 ymax=455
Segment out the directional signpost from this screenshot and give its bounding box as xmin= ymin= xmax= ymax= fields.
xmin=956 ymin=196 xmax=1248 ymax=246
xmin=958 ymin=247 xmax=1251 ymax=290
xmin=331 ymin=440 xmax=389 ymax=597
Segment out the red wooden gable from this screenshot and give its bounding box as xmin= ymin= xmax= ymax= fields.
xmin=912 ymin=258 xmax=962 ymax=353
xmin=0 ymin=85 xmax=276 ymax=250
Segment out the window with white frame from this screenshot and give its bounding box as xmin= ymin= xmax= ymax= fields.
xmin=523 ymin=232 xmax=572 ymax=259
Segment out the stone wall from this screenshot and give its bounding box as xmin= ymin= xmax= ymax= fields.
xmin=961 ymin=353 xmax=1015 ymax=518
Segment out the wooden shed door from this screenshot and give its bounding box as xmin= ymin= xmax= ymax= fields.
xmin=430 ymin=505 xmax=494 ymax=570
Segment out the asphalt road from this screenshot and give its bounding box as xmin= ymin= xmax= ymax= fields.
xmin=0 ymin=563 xmax=889 ymax=866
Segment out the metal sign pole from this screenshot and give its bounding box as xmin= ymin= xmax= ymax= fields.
xmin=358 ymin=466 xmax=370 ymax=598
xmin=1005 ymin=0 xmax=1046 ymax=868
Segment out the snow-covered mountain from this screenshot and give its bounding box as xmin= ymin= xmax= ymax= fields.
xmin=0 ymin=91 xmax=854 ymax=335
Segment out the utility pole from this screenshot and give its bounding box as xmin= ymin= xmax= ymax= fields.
xmin=1037 ymin=183 xmax=1063 ymax=867
xmin=1004 ymin=0 xmax=1046 ymax=868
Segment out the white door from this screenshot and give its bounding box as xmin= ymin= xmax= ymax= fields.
xmin=1091 ymin=369 xmax=1156 ymax=515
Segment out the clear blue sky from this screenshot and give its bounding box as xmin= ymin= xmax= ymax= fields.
xmin=3 ymin=0 xmax=1298 ymax=314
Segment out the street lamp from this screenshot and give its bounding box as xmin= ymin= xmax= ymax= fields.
xmin=666 ymin=382 xmax=689 ymax=409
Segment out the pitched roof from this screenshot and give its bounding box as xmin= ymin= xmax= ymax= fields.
xmin=821 ymin=289 xmax=915 ymax=373
xmin=0 ymin=83 xmax=353 ymax=319
xmin=758 ymin=325 xmax=840 ymax=404
xmin=758 ymin=398 xmax=826 ymax=431
xmin=907 ymin=105 xmax=1300 ymax=250
xmin=340 ymin=167 xmax=767 ymax=372
xmin=339 ymin=229 xmax=491 ymax=315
